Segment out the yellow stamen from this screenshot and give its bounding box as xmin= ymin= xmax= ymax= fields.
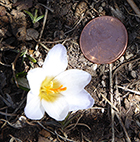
xmin=39 ymin=77 xmax=67 ymax=102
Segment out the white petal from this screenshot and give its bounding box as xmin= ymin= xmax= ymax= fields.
xmin=53 ymin=69 xmax=91 ymax=95
xmin=65 ymin=89 xmax=94 ymax=111
xmin=27 ymin=68 xmax=46 ymax=95
xmin=41 ymin=96 xmax=69 ymax=121
xmin=24 ymin=91 xmax=45 ymax=120
xmin=43 ymin=44 xmax=68 ymax=77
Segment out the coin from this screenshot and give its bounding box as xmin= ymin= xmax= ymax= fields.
xmin=80 ymin=16 xmax=128 ymax=64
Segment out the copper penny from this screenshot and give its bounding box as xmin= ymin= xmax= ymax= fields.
xmin=80 ymin=16 xmax=128 ymax=64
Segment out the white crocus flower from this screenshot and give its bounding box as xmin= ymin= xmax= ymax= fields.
xmin=24 ymin=44 xmax=94 ymax=121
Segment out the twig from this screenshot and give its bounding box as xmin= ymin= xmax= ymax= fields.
xmin=117 ymin=85 xmax=140 ymax=95
xmin=9 ymin=94 xmax=26 ymax=121
xmin=30 ymin=36 xmax=50 ymax=51
xmin=126 ymin=0 xmax=140 ymax=17
xmin=90 ymin=106 xmax=106 ymax=110
xmin=67 ymin=123 xmax=91 ymax=131
xmin=0 ymin=61 xmax=11 ymax=67
xmin=109 ymin=63 xmax=115 ymax=142
xmin=113 ymin=58 xmax=140 ymax=77
xmin=39 ymin=42 xmax=50 ymax=51
xmin=37 ymin=3 xmax=54 ymax=13
xmin=115 ymin=112 xmax=131 ymax=142
xmin=0 ymin=95 xmax=12 ymax=107
xmin=64 ymin=14 xmax=85 ymax=35
xmin=35 ymin=2 xmax=49 ymax=50
xmin=62 ymin=38 xmax=71 ymax=45
xmin=65 ymin=113 xmax=91 ymax=132
xmin=34 ymin=37 xmax=71 ymax=51
xmin=114 ymin=75 xmax=131 ymax=141
xmin=55 ymin=129 xmax=77 ymax=142
xmin=65 ymin=113 xmax=83 ymax=132
xmin=0 ymin=106 xmax=8 ymax=110
xmin=37 ymin=121 xmax=55 ymax=135
xmin=0 ymin=119 xmax=21 ymax=128
xmin=100 ymin=92 xmax=119 ymax=112
xmin=11 ymin=49 xmax=23 ymax=88
xmin=0 ymin=111 xmax=16 ymax=116
xmin=82 ymin=133 xmax=92 ymax=142
xmin=99 ymin=91 xmax=131 ymax=142
xmin=118 ymin=71 xmax=131 ymax=83
xmin=42 ymin=38 xmax=71 ymax=44
xmin=97 ymin=87 xmax=131 ymax=142
xmin=123 ymin=5 xmax=140 ymax=17
xmin=122 ymin=92 xmax=130 ymax=98
xmin=115 ymin=75 xmax=121 ymax=113
xmin=9 ymin=135 xmax=23 ymax=142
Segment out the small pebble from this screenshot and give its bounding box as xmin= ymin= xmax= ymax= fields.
xmin=101 ymin=2 xmax=106 ymax=7
xmin=98 ymin=6 xmax=103 ymax=13
xmin=101 ymin=80 xmax=106 ymax=87
xmin=128 ymin=63 xmax=132 ymax=71
xmin=49 ymin=137 xmax=53 ymax=141
xmin=125 ymin=53 xmax=133 ymax=60
xmin=101 ymin=108 xmax=105 ymax=113
xmin=38 ymin=58 xmax=44 ymax=67
xmin=119 ymin=56 xmax=124 ymax=63
xmin=34 ymin=50 xmax=40 ymax=58
xmin=131 ymin=70 xmax=137 ymax=78
xmin=92 ymin=64 xmax=98 ymax=71
xmin=130 ymin=44 xmax=135 ymax=50
xmin=19 ymin=116 xmax=26 ymax=122
xmin=53 ymin=139 xmax=57 ymax=142
xmin=135 ymin=107 xmax=140 ymax=114
xmin=26 ymin=28 xmax=39 ymax=41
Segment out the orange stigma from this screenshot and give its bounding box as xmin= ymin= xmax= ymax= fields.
xmin=39 ymin=79 xmax=67 ymax=102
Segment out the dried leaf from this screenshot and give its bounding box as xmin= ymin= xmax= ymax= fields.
xmin=16 ymin=77 xmax=30 ymax=90
xmin=13 ymin=0 xmax=33 ymax=10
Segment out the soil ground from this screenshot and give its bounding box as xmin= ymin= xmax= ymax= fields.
xmin=0 ymin=0 xmax=140 ymax=142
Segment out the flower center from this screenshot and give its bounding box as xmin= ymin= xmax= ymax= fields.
xmin=39 ymin=77 xmax=67 ymax=102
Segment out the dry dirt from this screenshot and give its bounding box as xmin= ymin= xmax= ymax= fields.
xmin=0 ymin=0 xmax=140 ymax=142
